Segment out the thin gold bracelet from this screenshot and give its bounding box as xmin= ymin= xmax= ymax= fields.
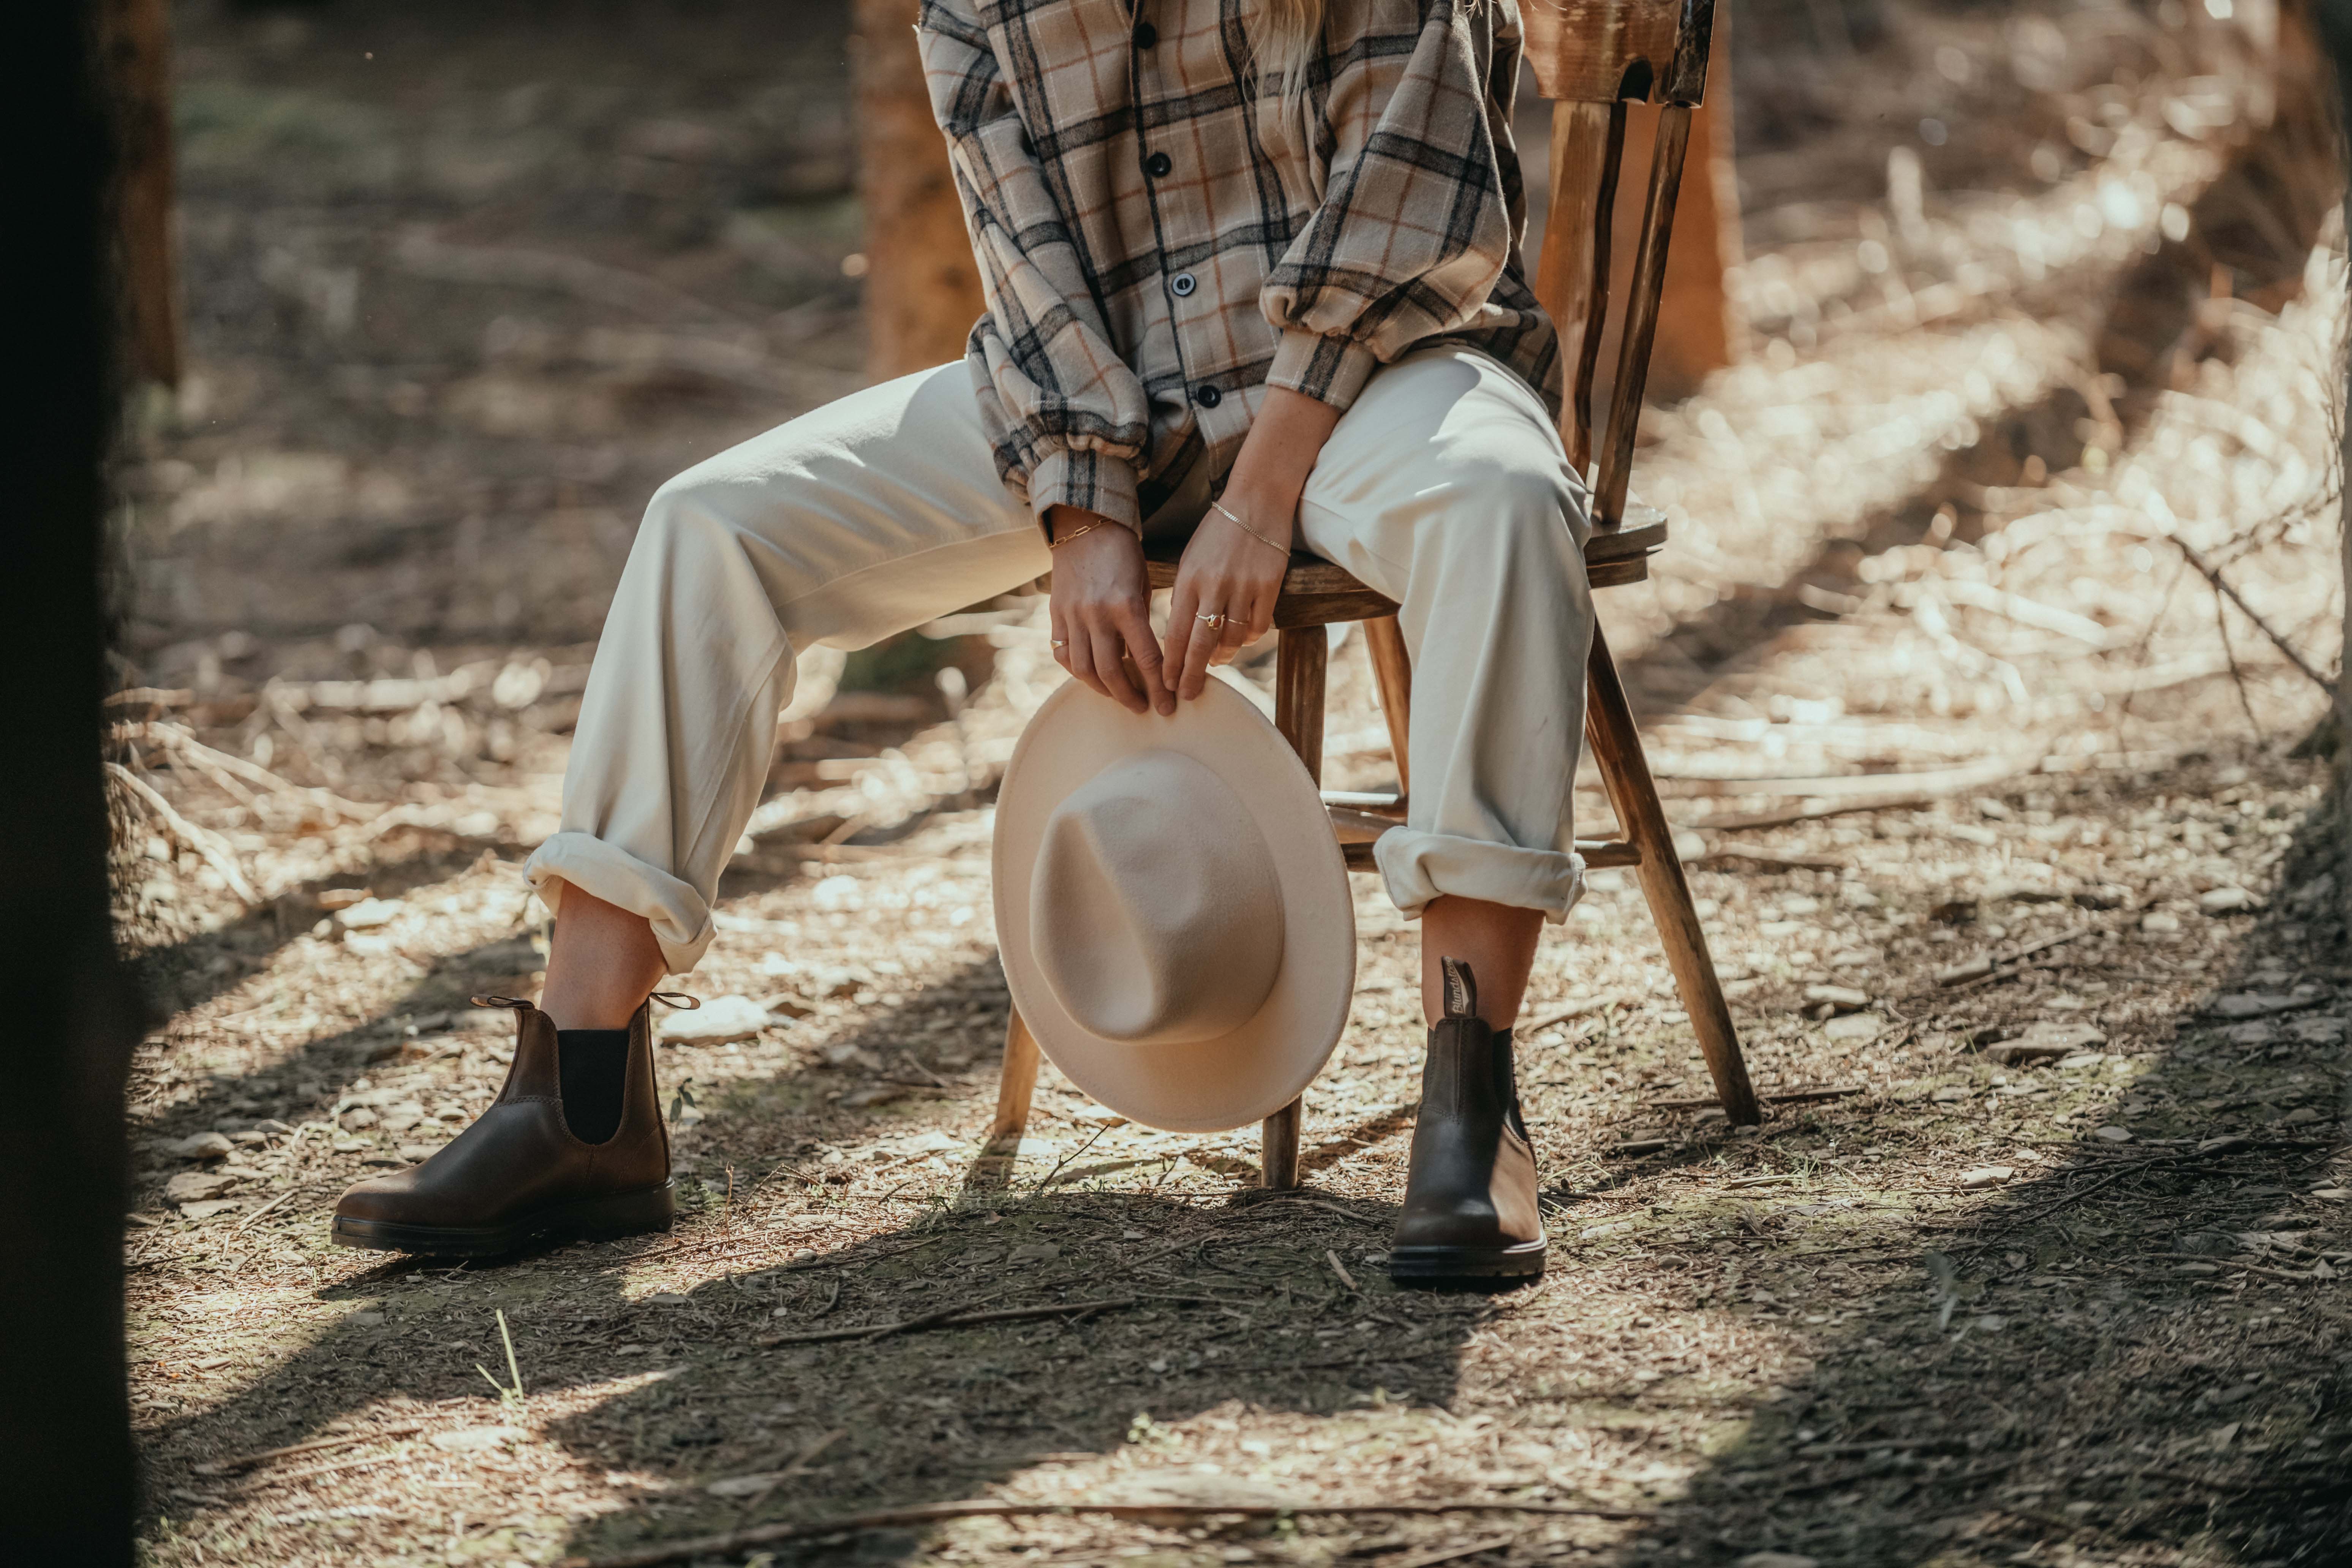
xmin=1208 ymin=498 xmax=1291 ymax=557
xmin=1046 ymin=519 xmax=1106 ymax=550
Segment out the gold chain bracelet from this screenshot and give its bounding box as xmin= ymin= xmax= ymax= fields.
xmin=1208 ymin=498 xmax=1291 ymax=557
xmin=1046 ymin=519 xmax=1107 ymax=550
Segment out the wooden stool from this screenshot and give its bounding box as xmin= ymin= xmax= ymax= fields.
xmin=989 ymin=0 xmax=1759 ymax=1184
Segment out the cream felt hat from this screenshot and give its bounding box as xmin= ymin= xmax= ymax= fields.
xmin=993 ymin=676 xmax=1356 ymax=1133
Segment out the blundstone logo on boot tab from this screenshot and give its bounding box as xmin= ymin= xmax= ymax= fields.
xmin=1441 ymin=957 xmax=1477 ymax=1021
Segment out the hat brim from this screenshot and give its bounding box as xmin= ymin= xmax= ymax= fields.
xmin=993 ymin=675 xmax=1356 ymax=1133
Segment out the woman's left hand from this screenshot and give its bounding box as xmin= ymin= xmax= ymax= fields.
xmin=1162 ymin=385 xmax=1344 ymax=700
xmin=1161 ymin=485 xmax=1295 ymax=700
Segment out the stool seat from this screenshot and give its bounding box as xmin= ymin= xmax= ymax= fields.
xmin=1144 ymin=504 xmax=1666 ymax=629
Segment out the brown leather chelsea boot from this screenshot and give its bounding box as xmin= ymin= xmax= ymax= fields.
xmin=331 ymin=996 xmax=676 ymax=1255
xmin=1388 ymin=958 xmax=1545 ymax=1283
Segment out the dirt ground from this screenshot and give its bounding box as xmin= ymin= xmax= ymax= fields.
xmin=115 ymin=2 xmax=2350 ymax=1566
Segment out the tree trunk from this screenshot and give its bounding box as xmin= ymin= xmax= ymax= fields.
xmin=99 ymin=0 xmax=180 ymax=388
xmin=852 ymin=0 xmax=988 ymax=383
xmin=0 ymin=2 xmax=142 ymax=1563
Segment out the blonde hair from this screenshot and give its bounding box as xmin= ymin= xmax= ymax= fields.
xmin=1250 ymin=0 xmax=1328 ymax=106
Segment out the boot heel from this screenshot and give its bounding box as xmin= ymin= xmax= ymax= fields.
xmin=564 ymin=1181 xmax=677 ymax=1241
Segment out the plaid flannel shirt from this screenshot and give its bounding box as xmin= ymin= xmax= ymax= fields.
xmin=916 ymin=0 xmax=1561 ymax=534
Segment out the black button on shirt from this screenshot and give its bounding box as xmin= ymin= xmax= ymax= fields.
xmin=1133 ymin=21 xmax=1158 ymax=47
xmin=1193 ymin=383 xmax=1222 ymax=409
xmin=1144 ymin=150 xmax=1173 ymax=178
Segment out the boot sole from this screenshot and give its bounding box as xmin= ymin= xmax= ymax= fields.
xmin=332 ymin=1181 xmax=676 ymax=1257
xmin=1387 ymin=1238 xmax=1547 ymax=1283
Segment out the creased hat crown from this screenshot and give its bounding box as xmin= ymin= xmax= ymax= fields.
xmin=1029 ymin=751 xmax=1285 ymax=1046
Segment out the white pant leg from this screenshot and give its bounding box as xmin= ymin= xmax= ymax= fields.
xmin=1294 ymin=344 xmax=1595 ymax=923
xmin=525 ymin=364 xmax=1049 ymax=972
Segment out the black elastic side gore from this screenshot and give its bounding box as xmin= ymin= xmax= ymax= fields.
xmin=556 ymin=1028 xmax=631 ymax=1144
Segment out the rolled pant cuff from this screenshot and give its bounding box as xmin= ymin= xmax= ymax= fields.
xmin=523 ymin=832 xmax=714 ymax=974
xmin=1373 ymin=828 xmax=1587 ymax=925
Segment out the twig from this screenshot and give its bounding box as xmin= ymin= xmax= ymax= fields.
xmin=231 ymin=1187 xmax=301 ymax=1234
xmin=1243 ymin=1194 xmax=1383 ymax=1224
xmin=1326 ymin=1249 xmax=1359 ymax=1291
xmin=1645 ymin=1085 xmax=1865 ymax=1110
xmin=193 ymin=1423 xmax=425 ymax=1477
xmin=2170 ymin=536 xmax=2338 ymax=696
xmin=107 ymin=763 xmax=258 ymax=904
xmin=1033 ymin=1122 xmax=1113 ymax=1194
xmin=556 ymin=1498 xmax=1658 ymax=1567
xmin=758 ymin=1297 xmax=1136 ymax=1346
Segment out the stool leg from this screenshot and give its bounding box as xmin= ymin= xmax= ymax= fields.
xmin=1265 ymin=627 xmax=1327 ymax=1190
xmin=1582 ymin=625 xmax=1762 ymax=1125
xmin=987 ymin=1007 xmax=1041 ymax=1154
xmin=1363 ymin=615 xmax=1412 ymax=796
xmin=1261 ymin=1098 xmax=1302 ymax=1189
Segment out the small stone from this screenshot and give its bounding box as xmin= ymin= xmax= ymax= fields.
xmin=179 ymin=1199 xmax=245 ymax=1220
xmin=429 ymin=1427 xmax=525 ymax=1453
xmin=2199 ymin=887 xmax=2256 ymax=915
xmin=661 ymin=994 xmax=778 ymax=1045
xmin=1960 ymin=1166 xmax=2015 ymax=1189
xmin=2225 ymin=1020 xmax=2280 ymax=1046
xmin=167 ymin=1132 xmax=234 ymax=1161
xmin=1931 ymin=1085 xmax=1973 ymax=1103
xmin=2211 ymin=993 xmax=2298 ymax=1019
xmin=1824 ymin=1014 xmax=1881 ymax=1041
xmin=335 ymin=896 xmax=405 ymax=929
xmin=1734 ymin=1555 xmax=1820 ymax=1568
xmin=396 ymin=1143 xmax=443 ymax=1163
xmin=1969 ymin=1315 xmax=2007 ymax=1333
xmin=1804 ymin=985 xmax=1870 ymax=1012
xmin=2140 ymin=911 xmax=2182 ymax=934
xmin=2197 ymin=1135 xmax=2251 ymax=1156
xmin=341 ymin=1108 xmax=380 ymax=1131
xmin=2092 ymin=1125 xmax=2132 ymax=1143
xmin=2289 ymin=1015 xmax=2346 ymax=1044
xmin=164 ymin=1171 xmax=235 ymax=1204
xmin=346 ymin=1311 xmax=385 ymax=1326
xmin=2279 ymin=1107 xmax=2322 ymax=1126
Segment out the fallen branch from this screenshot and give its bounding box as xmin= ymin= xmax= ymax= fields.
xmin=557 ymin=1497 xmax=1657 ymax=1568
xmin=107 ymin=763 xmax=258 ymax=904
xmin=2170 ymin=536 xmax=2338 ymax=696
xmin=758 ymin=1297 xmax=1135 ymax=1347
xmin=1645 ymin=1084 xmax=1865 ymax=1110
xmin=193 ymin=1423 xmax=425 ymax=1477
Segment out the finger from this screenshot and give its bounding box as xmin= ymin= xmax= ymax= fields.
xmin=1162 ymin=579 xmax=1197 ymax=690
xmin=1091 ymin=626 xmax=1145 ymax=713
xmin=1062 ymin=617 xmax=1107 ymax=700
xmin=1118 ymin=604 xmax=1174 ymax=715
xmin=1179 ymin=595 xmax=1226 ymax=699
xmin=1048 ymin=612 xmax=1073 ymax=672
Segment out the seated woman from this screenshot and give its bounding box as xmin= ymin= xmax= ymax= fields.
xmin=334 ymin=0 xmax=1593 ymax=1280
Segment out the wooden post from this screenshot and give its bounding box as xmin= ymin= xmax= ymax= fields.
xmin=99 ymin=0 xmax=181 ymax=388
xmin=852 ymin=0 xmax=989 ymax=381
xmin=4 ymin=0 xmax=143 ymax=1557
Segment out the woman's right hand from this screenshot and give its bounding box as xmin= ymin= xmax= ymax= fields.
xmin=1046 ymin=506 xmax=1173 ymax=716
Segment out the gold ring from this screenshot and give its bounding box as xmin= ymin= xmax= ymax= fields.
xmin=1197 ymin=611 xmax=1226 ymax=629
xmin=1050 ymin=639 xmax=1067 ymax=650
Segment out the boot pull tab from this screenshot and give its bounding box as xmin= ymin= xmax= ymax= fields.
xmin=1440 ymin=958 xmax=1478 ymax=1022
xmin=649 ymin=991 xmax=702 ymax=1011
xmin=471 ymin=994 xmax=534 ymax=1012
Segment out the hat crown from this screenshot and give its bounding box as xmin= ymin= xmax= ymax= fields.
xmin=1029 ymin=750 xmax=1285 ymax=1045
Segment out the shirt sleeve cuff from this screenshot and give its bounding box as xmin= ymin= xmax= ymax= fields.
xmin=1027 ymin=446 xmax=1143 ymax=537
xmin=1266 ymin=328 xmax=1381 ymax=414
